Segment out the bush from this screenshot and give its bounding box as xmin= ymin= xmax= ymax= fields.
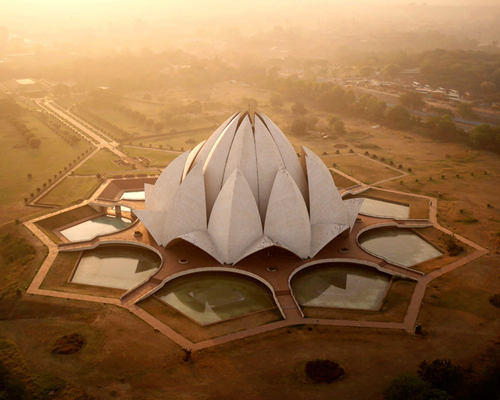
xmin=442 ymin=234 xmax=464 ymax=256
xmin=304 ymin=359 xmax=344 ymax=383
xmin=29 ymin=137 xmax=41 ymax=148
xmin=489 ymin=294 xmax=500 ymax=308
xmin=384 ymin=374 xmax=452 ymax=400
xmin=418 ymin=359 xmax=464 ymax=394
xmin=51 ymin=333 xmax=86 ymax=354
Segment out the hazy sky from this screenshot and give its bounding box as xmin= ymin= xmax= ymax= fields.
xmin=1 ymin=0 xmax=499 ymax=47
xmin=2 ymin=0 xmax=498 ymax=29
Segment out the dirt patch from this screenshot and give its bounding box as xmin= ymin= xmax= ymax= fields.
xmin=322 ymin=154 xmax=404 ymax=184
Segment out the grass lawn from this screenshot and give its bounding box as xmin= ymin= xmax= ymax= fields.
xmin=322 ymin=154 xmax=404 ymax=184
xmin=88 ymin=102 xmax=215 ymax=142
xmin=330 ymin=171 xmax=360 ymax=189
xmin=73 ymin=149 xmax=130 ymax=176
xmin=37 ymin=176 xmax=101 ymax=206
xmin=122 ymin=146 xmax=179 ymax=167
xmin=0 ymin=115 xmax=92 ymax=224
xmin=127 ymin=128 xmax=215 ymax=152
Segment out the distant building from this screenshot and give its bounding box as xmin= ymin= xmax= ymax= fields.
xmin=1 ymin=78 xmax=47 ymax=97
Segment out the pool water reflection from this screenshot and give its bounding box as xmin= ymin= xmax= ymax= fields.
xmin=71 ymin=246 xmax=160 ymax=290
xmin=156 ymin=274 xmax=276 ymax=325
xmin=359 ymin=227 xmax=442 ymax=267
xmin=60 ymin=215 xmax=132 ymax=242
xmin=292 ymin=263 xmax=391 ymax=310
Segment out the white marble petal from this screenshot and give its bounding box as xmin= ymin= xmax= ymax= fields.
xmin=203 ymin=115 xmax=240 ymax=217
xmin=178 ymin=231 xmax=224 ymax=264
xmin=145 ymin=150 xmax=190 ymax=213
xmin=232 ymin=236 xmax=278 ymax=265
xmin=133 ymin=209 xmax=167 ymax=246
xmin=208 ymin=169 xmax=263 ymax=264
xmin=222 ymin=116 xmax=259 ymax=206
xmin=309 ymin=223 xmax=349 ymax=258
xmin=162 ymin=164 xmax=207 ymax=245
xmin=304 ymin=149 xmax=348 ymax=226
xmin=264 ymin=167 xmax=311 ymax=259
xmin=182 ymin=140 xmax=206 ymax=181
xmin=254 ymin=116 xmax=284 ymax=222
xmin=343 ymin=198 xmax=365 ymax=232
xmin=192 ymin=112 xmax=239 ymax=167
xmin=258 ymin=113 xmax=308 ymax=203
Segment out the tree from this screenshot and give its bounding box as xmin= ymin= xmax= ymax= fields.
xmin=328 ymin=116 xmax=345 ymax=134
xmin=0 ymin=360 xmax=29 ymax=400
xmin=470 ymin=124 xmax=500 ymax=151
xmin=383 ymin=374 xmax=452 ymax=400
xmin=291 ymin=101 xmax=307 ymax=116
xmin=153 ymin=122 xmax=164 ymax=132
xmin=360 ymin=66 xmax=374 ymax=78
xmin=143 ymin=93 xmax=152 ymax=101
xmin=418 ymin=359 xmax=464 ymax=394
xmin=456 ymin=103 xmax=478 ymax=121
xmin=386 ymin=105 xmax=411 ymax=128
xmin=53 ymin=83 xmax=70 ymax=97
xmin=290 ymin=118 xmax=308 ymax=137
xmin=343 ymin=90 xmax=356 ymax=106
xmin=399 ymin=92 xmax=425 ymax=109
xmin=29 ymin=137 xmax=41 ymax=148
xmin=381 ymin=63 xmax=401 ymax=79
xmin=269 ymin=93 xmax=284 ymax=109
xmin=145 ymin=119 xmax=154 ymax=128
xmin=367 ymin=97 xmax=387 ymax=119
xmin=480 ymin=81 xmax=497 ymax=95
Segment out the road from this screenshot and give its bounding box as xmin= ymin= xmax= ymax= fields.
xmin=34 ymin=99 xmax=145 ymax=169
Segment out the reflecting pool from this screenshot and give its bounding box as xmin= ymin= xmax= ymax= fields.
xmin=60 ymin=215 xmax=131 ymax=242
xmin=120 ymin=191 xmax=145 ymax=201
xmin=156 ymin=274 xmax=276 ymax=325
xmin=359 ymin=227 xmax=442 ymax=267
xmin=292 ymin=263 xmax=391 ymax=310
xmin=71 ymin=246 xmax=160 ymax=289
xmin=360 ymin=198 xmax=409 ymax=219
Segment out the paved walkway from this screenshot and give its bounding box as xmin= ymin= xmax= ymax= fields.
xmin=23 ymin=153 xmax=489 ymax=351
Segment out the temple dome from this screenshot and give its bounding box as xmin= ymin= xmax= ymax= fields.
xmin=134 ymin=111 xmax=363 ymax=265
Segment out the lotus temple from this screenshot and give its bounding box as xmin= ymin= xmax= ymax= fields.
xmin=26 ymin=111 xmax=487 ymax=349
